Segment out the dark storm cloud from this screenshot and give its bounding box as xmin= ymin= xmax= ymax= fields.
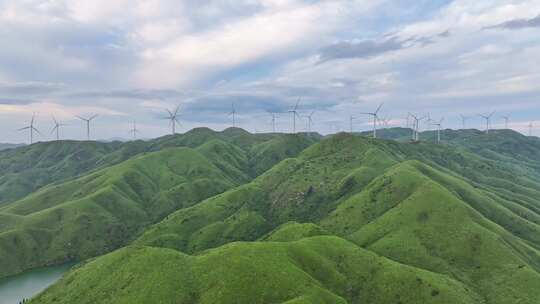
xmin=484 ymin=14 xmax=540 ymax=30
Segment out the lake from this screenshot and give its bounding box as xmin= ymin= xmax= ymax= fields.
xmin=0 ymin=264 xmax=74 ymax=304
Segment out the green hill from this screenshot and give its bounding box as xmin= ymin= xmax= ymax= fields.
xmin=130 ymin=133 xmax=540 ymax=303
xmin=31 ymin=237 xmax=483 ymax=304
xmin=3 ymin=129 xmax=540 ymax=303
xmin=0 ymin=128 xmax=319 ymax=205
xmin=0 ymin=130 xmax=317 ymax=278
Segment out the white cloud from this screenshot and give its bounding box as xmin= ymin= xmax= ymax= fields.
xmin=132 ymin=1 xmax=354 ymax=88
xmin=0 ymin=102 xmax=126 ymax=120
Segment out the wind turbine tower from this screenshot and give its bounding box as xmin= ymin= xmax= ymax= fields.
xmin=379 ymin=117 xmax=390 ymax=129
xmin=408 ymin=113 xmax=426 ymax=142
xmin=502 ymin=115 xmax=511 ymax=129
xmin=229 ymin=103 xmax=237 ymax=128
xmin=18 ymin=113 xmax=41 ymax=144
xmin=431 ymin=117 xmax=444 ymax=144
xmin=478 ymin=111 xmax=495 ymax=134
xmin=288 ymin=98 xmax=301 ymax=134
xmin=164 ymin=105 xmax=181 ymax=135
xmin=51 ymin=116 xmax=67 ymax=141
xmin=269 ymin=112 xmax=278 ymax=133
xmin=77 ymin=114 xmax=98 ymax=140
xmin=349 ymin=115 xmax=355 ymax=133
xmin=129 ymin=120 xmax=140 ymax=139
xmin=305 ymin=111 xmax=315 ymax=134
xmin=360 ymin=103 xmax=383 ymax=138
xmin=460 ymin=115 xmax=469 ymax=129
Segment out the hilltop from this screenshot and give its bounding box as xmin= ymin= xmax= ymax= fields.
xmin=0 ymin=128 xmax=320 ymax=205
xmin=25 ymin=130 xmax=540 ymax=304
xmin=0 ymin=129 xmax=318 ymax=278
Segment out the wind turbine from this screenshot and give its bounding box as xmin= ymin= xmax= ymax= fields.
xmin=478 ymin=111 xmax=495 ymax=134
xmin=288 ymin=98 xmax=301 ymax=134
xmin=129 ymin=120 xmax=140 ymax=139
xmin=460 ymin=115 xmax=469 ymax=129
xmin=529 ymin=122 xmax=534 ymax=136
xmin=379 ymin=116 xmax=390 ymax=129
xmin=51 ymin=115 xmax=67 ymax=141
xmin=76 ymin=114 xmax=98 ymax=140
xmin=349 ymin=115 xmax=355 ymax=133
xmin=229 ymin=103 xmax=237 ymax=128
xmin=502 ymin=115 xmax=511 ymax=129
xmin=268 ymin=112 xmax=278 ymax=133
xmin=408 ymin=113 xmax=426 ymax=142
xmin=164 ymin=105 xmax=181 ymax=135
xmin=430 ymin=117 xmax=444 ymax=144
xmin=304 ymin=111 xmax=315 ymax=134
xmin=360 ymin=103 xmax=383 ymax=138
xmin=406 ymin=114 xmax=411 ymax=129
xmin=18 ymin=113 xmax=41 ymax=144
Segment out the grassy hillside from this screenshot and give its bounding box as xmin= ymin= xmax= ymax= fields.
xmin=31 ymin=237 xmax=483 ymax=304
xmin=132 ymin=133 xmax=540 ymax=303
xmin=0 ymin=141 xmax=125 ymax=204
xmin=5 ymin=129 xmax=540 ymax=303
xmin=0 ymin=128 xmax=319 ymax=205
xmin=0 ymin=130 xmax=317 ymax=278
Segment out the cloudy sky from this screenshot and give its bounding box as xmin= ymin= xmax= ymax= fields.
xmin=1 ymin=0 xmax=540 ymax=142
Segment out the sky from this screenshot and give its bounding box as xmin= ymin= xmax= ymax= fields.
xmin=1 ymin=0 xmax=540 ymax=143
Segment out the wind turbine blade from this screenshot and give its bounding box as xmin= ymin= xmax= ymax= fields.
xmin=89 ymin=114 xmax=98 ymax=121
xmin=52 ymin=115 xmax=58 ymax=125
xmin=18 ymin=126 xmax=30 ymax=131
xmin=76 ymin=115 xmax=86 ymax=121
xmin=165 ymin=109 xmax=173 ymax=118
xmin=375 ymin=103 xmax=383 ymax=114
xmin=294 ymin=97 xmax=301 ymax=111
xmin=174 ymin=105 xmax=181 ymax=116
xmin=51 ymin=126 xmax=58 ymax=134
xmin=32 ymin=127 xmax=43 ymax=136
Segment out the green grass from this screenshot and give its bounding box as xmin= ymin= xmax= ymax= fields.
xmin=3 ymin=128 xmax=540 ymax=303
xmin=0 ymin=128 xmax=318 ymax=205
xmin=131 ymin=132 xmax=540 ymax=303
xmin=31 ymin=237 xmax=483 ymax=304
xmin=0 ymin=130 xmax=317 ymax=278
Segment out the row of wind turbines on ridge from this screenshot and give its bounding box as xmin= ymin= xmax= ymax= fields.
xmin=16 ymin=101 xmax=535 ymax=144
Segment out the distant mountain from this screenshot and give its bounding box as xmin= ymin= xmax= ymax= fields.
xmin=27 ymin=132 xmax=540 ymax=304
xmin=0 ymin=143 xmax=25 ymax=151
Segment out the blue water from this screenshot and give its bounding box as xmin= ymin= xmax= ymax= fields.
xmin=0 ymin=264 xmax=74 ymax=304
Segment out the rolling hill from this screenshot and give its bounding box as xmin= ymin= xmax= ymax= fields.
xmin=1 ymin=128 xmax=538 ymax=303
xmin=0 ymin=130 xmax=317 ymax=278
xmin=0 ymin=128 xmax=319 ymax=205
